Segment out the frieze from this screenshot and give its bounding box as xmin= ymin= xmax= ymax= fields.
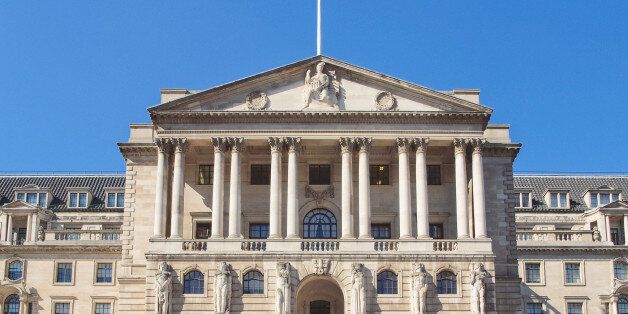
xmin=516 ymin=215 xmax=584 ymax=223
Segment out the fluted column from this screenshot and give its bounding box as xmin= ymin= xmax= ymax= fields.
xmin=211 ymin=138 xmax=227 ymax=238
xmin=6 ymin=215 xmax=13 ymax=244
xmin=356 ymin=137 xmax=372 ymax=239
xmin=340 ymin=138 xmax=355 ymax=239
xmin=169 ymin=138 xmax=188 ymax=239
xmin=397 ymin=138 xmax=412 ymax=239
xmin=268 ymin=137 xmax=284 ymax=239
xmin=414 ymin=138 xmax=430 ymax=238
xmin=454 ymin=138 xmax=470 ymax=239
xmin=228 ymin=138 xmax=244 ymax=238
xmin=285 ymin=137 xmax=301 ymax=239
xmin=153 ymin=138 xmax=169 ymax=238
xmin=606 ymin=215 xmax=612 ymax=243
xmin=471 ymin=138 xmax=487 ymax=238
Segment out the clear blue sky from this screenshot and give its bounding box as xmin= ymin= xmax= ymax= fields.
xmin=1 ymin=1 xmax=626 ymax=173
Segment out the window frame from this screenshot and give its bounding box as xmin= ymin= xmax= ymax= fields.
xmin=93 ymin=261 xmax=115 ymax=285
xmin=67 ymin=191 xmax=91 ymax=209
xmin=197 ymin=164 xmax=213 ymax=185
xmin=104 ymin=189 xmax=125 ymax=209
xmin=563 ymin=261 xmax=585 ymax=286
xmin=376 ymin=270 xmax=400 ymax=296
xmin=522 ymin=260 xmax=545 ymax=286
xmin=193 ymin=220 xmax=212 ymax=239
xmin=53 ymin=261 xmax=76 ymax=286
xmin=525 ymin=302 xmax=544 ymax=314
xmin=302 ymin=208 xmax=337 ymax=239
xmin=563 ymin=297 xmax=588 ymax=314
xmin=369 ymin=165 xmax=390 ymax=185
xmin=242 ymin=269 xmax=265 ymax=296
xmin=371 ymin=223 xmax=392 ymax=239
xmin=426 ymin=165 xmax=442 ymax=186
xmin=545 ymin=191 xmax=570 ymax=209
xmin=6 ymin=258 xmax=25 ymax=282
xmin=250 ymin=164 xmax=271 ymax=185
xmin=248 ymin=223 xmax=269 ymax=239
xmin=614 ymin=259 xmax=628 ymax=280
xmin=589 ymin=191 xmax=622 ymax=208
xmin=516 ymin=191 xmax=533 ymax=208
xmin=308 ymin=164 xmax=332 ymax=185
xmin=14 ymin=191 xmax=49 ymax=208
xmin=435 ymin=269 xmax=459 ymax=296
xmin=50 ymin=297 xmax=75 ymax=314
xmin=182 ymin=269 xmax=206 ymax=296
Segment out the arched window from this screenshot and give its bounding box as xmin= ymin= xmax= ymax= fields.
xmin=7 ymin=260 xmax=23 ymax=281
xmin=4 ymin=294 xmax=20 ymax=314
xmin=243 ymin=270 xmax=264 ymax=294
xmin=616 ymin=261 xmax=628 ymax=280
xmin=377 ymin=270 xmax=398 ymax=294
xmin=436 ymin=271 xmax=457 ymax=294
xmin=183 ymin=270 xmax=204 ymax=294
xmin=303 ymin=208 xmax=337 ymax=239
xmin=619 ymin=295 xmax=628 ymax=314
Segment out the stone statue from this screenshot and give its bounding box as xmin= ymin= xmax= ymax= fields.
xmin=411 ymin=263 xmax=428 ymax=314
xmin=37 ymin=226 xmax=45 ymax=241
xmin=350 ymin=263 xmax=366 ymax=314
xmin=154 ymin=261 xmax=173 ymax=314
xmin=592 ymin=227 xmax=601 ymax=242
xmin=276 ymin=262 xmax=291 ymax=314
xmin=215 ymin=262 xmax=233 ymax=314
xmin=470 ymin=263 xmax=489 ymax=314
xmin=303 ymin=62 xmax=340 ymax=109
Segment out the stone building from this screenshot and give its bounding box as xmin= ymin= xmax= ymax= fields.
xmin=0 ymin=55 xmax=624 ymax=313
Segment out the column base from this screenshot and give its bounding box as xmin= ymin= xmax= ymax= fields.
xmin=475 ymin=235 xmax=488 ymax=239
xmin=399 ymin=235 xmax=414 ymax=240
xmin=358 ymin=235 xmax=373 ymax=239
xmin=150 ymin=235 xmax=166 ymax=240
xmin=228 ymin=234 xmax=244 ymax=239
xmin=341 ymin=235 xmax=356 ymax=239
xmin=457 ymin=235 xmax=470 ymax=239
xmin=168 ymin=235 xmax=183 ymax=240
xmin=268 ymin=235 xmax=283 ymax=239
xmin=286 ymin=234 xmax=301 ymax=239
xmin=417 ymin=235 xmax=431 ymax=239
xmin=211 ymin=235 xmax=224 ymax=239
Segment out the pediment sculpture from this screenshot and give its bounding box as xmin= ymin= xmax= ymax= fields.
xmin=302 ymin=62 xmax=341 ymax=110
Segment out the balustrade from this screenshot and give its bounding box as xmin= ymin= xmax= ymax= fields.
xmin=516 ymin=230 xmax=600 ymax=244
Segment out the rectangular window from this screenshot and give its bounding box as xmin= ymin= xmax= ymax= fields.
xmin=96 ymin=263 xmax=113 ymax=283
xmin=612 ymin=193 xmax=621 ymax=202
xmin=195 ymin=222 xmax=211 ymax=239
xmin=525 ymin=263 xmax=541 ymax=283
xmin=526 ymin=303 xmax=542 ymax=314
xmin=567 ymin=303 xmax=583 ymax=314
xmin=16 ymin=193 xmax=25 ymax=202
xmin=429 ymin=223 xmax=444 ymax=239
xmin=249 ymin=223 xmax=269 ymax=239
xmin=69 ymin=193 xmax=78 ymax=208
xmin=55 ymin=303 xmax=70 ymax=314
xmin=611 ymin=228 xmax=626 ymax=245
xmin=600 ymin=193 xmax=611 ymax=205
xmin=38 ymin=193 xmax=47 ymax=208
xmin=250 ymin=164 xmax=271 ymax=185
xmin=591 ymin=194 xmax=598 ymax=207
xmin=107 ymin=193 xmax=116 ymax=208
xmin=94 ymin=303 xmax=111 ymax=314
xmin=26 ymin=193 xmax=37 ymax=205
xmin=518 ymin=192 xmax=531 ymax=208
xmin=309 ymin=164 xmax=331 ymax=185
xmin=56 ymin=263 xmax=73 ymax=283
xmin=427 ymin=165 xmax=441 ymax=185
xmin=198 ymin=165 xmax=213 ymax=185
xmin=116 ymin=193 xmax=124 ymax=208
xmin=549 ymin=192 xmax=568 ymax=208
xmin=565 ymin=263 xmax=581 ymax=284
xmin=371 ymin=224 xmax=391 ymax=239
xmin=369 ymin=165 xmax=389 ymax=185
xmin=78 ymin=193 xmax=87 ymax=207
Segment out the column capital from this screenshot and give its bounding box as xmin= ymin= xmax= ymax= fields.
xmin=355 ymin=137 xmax=372 ymax=153
xmin=172 ymin=138 xmax=189 ymax=153
xmin=396 ymin=138 xmax=412 ymax=154
xmin=211 ymin=137 xmax=228 ymax=152
xmin=453 ymin=138 xmax=469 ymax=155
xmin=469 ymin=138 xmax=487 ymax=155
xmin=155 ymin=138 xmax=172 ymax=153
xmin=413 ymin=138 xmax=430 ymax=153
xmin=268 ymin=137 xmax=285 ymax=152
xmin=227 ymin=137 xmax=245 ymax=153
xmin=339 ymin=137 xmax=355 ymax=153
xmin=284 ymin=137 xmax=302 ymax=153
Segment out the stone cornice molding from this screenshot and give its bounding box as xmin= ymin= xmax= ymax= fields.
xmin=482 ymin=143 xmax=521 ymax=161
xmin=117 ymin=143 xmax=157 ymax=158
xmin=515 ymin=215 xmax=584 ymax=223
xmin=517 ymin=246 xmax=628 ymax=253
xmin=0 ymin=245 xmax=122 ymax=254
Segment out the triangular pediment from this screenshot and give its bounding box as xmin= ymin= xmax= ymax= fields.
xmin=1 ymin=200 xmax=38 ymax=210
xmin=602 ymin=200 xmax=628 ymax=209
xmin=148 ymin=55 xmax=492 ymax=114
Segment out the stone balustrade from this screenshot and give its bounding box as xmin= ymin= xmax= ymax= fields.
xmin=43 ymin=230 xmax=122 ymax=243
xmin=516 ymin=230 xmax=605 ymax=245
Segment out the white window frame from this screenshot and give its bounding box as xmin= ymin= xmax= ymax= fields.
xmin=91 ymin=296 xmax=116 ymax=314
xmin=563 ymin=296 xmax=589 ymax=314
xmin=589 ymin=191 xmax=622 ymax=208
xmin=374 ymin=267 xmax=403 ymax=298
xmin=180 ymin=266 xmax=208 ymax=298
xmin=93 ymin=261 xmax=116 ymax=286
xmin=433 ymin=267 xmax=462 ymax=298
xmin=563 ymin=260 xmax=586 ymax=286
xmin=521 ymin=260 xmax=545 ymax=286
xmin=5 ymin=257 xmax=26 ymax=282
xmin=67 ymin=191 xmax=90 ymax=209
xmin=545 ymin=190 xmax=570 ymax=209
xmin=516 ymin=191 xmax=533 ymax=208
xmin=50 ymin=296 xmax=76 ymax=314
xmin=14 ymin=191 xmax=49 ymax=208
xmin=53 ymin=260 xmax=76 ymax=286
xmin=240 ymin=267 xmax=268 ymax=298
xmin=104 ymin=189 xmax=125 ymax=209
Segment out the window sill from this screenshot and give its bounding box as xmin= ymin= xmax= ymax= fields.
xmin=242 ymin=294 xmax=266 ymax=298
xmin=437 ymin=293 xmax=462 ymax=298
xmin=564 ymin=282 xmax=585 ymax=286
xmin=53 ymin=282 xmax=75 ymax=286
xmin=524 ymin=282 xmax=545 ymax=286
xmin=182 ymin=293 xmax=207 ymax=298
xmin=93 ymin=282 xmax=115 ymax=286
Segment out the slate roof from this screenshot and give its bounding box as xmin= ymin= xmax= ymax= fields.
xmin=0 ymin=175 xmax=125 ymax=212
xmin=513 ymin=175 xmax=628 ymax=213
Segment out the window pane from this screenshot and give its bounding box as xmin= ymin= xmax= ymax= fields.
xmin=560 ymin=193 xmax=568 ymax=207
xmin=97 ymin=263 xmax=113 ymax=283
xmin=55 ymin=303 xmax=70 ymax=314
xmin=309 ymin=165 xmax=331 ymax=185
xmin=16 ymin=193 xmax=25 ymax=202
xmin=249 ymin=223 xmax=269 ymax=239
xmin=526 ymin=303 xmax=542 ymax=314
xmin=600 ymin=193 xmax=610 ymax=205
xmin=8 ymin=261 xmax=23 ymax=280
xmin=38 ymin=193 xmax=47 ymax=208
xmin=427 ymin=165 xmax=441 ymax=185
xmin=377 ymin=271 xmax=398 ymax=294
xmin=591 ymin=193 xmax=598 ymax=207
xmin=79 ymin=193 xmax=87 ymax=207
xmin=369 ymin=165 xmax=389 ymax=185
xmin=371 ymin=224 xmax=391 ymax=239
xmin=5 ymin=294 xmax=20 ymax=314
xmin=116 ymin=193 xmax=124 ymax=208
xmin=615 ymin=262 xmax=628 ymax=280
xmin=195 ymin=223 xmax=211 ymax=239
xmin=184 ymin=270 xmax=205 ymax=294
xmin=56 ymin=263 xmax=73 ymax=283
xmin=107 ymin=193 xmax=116 ymax=208
xmin=95 ymin=303 xmax=111 ymax=314
xmin=243 ymin=271 xmax=264 ymax=294
xmin=436 ymin=271 xmax=456 ymax=294
xmin=198 ymin=165 xmax=213 ymax=185
xmin=565 ymin=263 xmax=580 ymax=284
xmin=26 ymin=193 xmax=37 ymax=205
xmin=525 ymin=263 xmax=541 ymax=283
xmin=69 ymin=193 xmax=78 ymax=207
xmin=429 ymin=224 xmax=444 ymax=239
xmin=567 ymin=303 xmax=583 ymax=314
xmin=612 ymin=193 xmax=621 ymax=202
xmin=521 ymin=193 xmax=530 ymax=207
xmin=303 ymin=209 xmax=337 ymax=239
xmin=550 ymin=193 xmax=558 ymax=207
xmin=250 ymin=165 xmax=271 ymax=185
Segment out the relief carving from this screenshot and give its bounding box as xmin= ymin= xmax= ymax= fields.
xmin=245 ymin=91 xmax=269 ymax=110
xmin=374 ymin=91 xmax=397 ymax=111
xmin=303 ymin=62 xmax=340 ymax=109
xmin=304 ymin=185 xmax=335 ymax=205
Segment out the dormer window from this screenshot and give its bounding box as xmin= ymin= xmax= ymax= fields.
xmin=589 ymin=191 xmax=621 ymax=207
xmin=106 ymin=191 xmax=125 ymax=208
xmin=516 ymin=191 xmax=532 ymax=208
xmin=15 ymin=191 xmax=48 ymax=208
xmin=545 ymin=190 xmax=570 ymax=209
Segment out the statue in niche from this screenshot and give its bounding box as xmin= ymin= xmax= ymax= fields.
xmin=350 ymin=263 xmax=366 ymax=314
xmin=411 ymin=263 xmax=429 ymax=314
xmin=154 ymin=261 xmax=173 ymax=314
xmin=276 ymin=262 xmax=291 ymax=314
xmin=303 ymin=61 xmax=340 ymax=109
xmin=470 ymin=263 xmax=489 ymax=314
xmin=215 ymin=262 xmax=233 ymax=314
xmin=37 ymin=226 xmax=45 ymax=241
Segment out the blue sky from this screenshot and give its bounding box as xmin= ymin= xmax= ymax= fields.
xmin=1 ymin=1 xmax=626 ymax=173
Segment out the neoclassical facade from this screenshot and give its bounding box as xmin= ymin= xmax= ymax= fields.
xmin=0 ymin=55 xmax=624 ymax=313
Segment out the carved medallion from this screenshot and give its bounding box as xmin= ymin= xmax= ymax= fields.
xmin=245 ymin=91 xmax=269 ymax=110
xmin=374 ymin=91 xmax=396 ymax=111
xmin=312 ymin=258 xmax=330 ymax=275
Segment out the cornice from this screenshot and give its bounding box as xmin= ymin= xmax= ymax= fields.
xmin=483 ymin=143 xmax=522 ymax=161
xmin=0 ymin=244 xmax=122 ymax=254
xmin=518 ymin=246 xmax=628 ymax=253
xmin=118 ymin=143 xmax=157 ymax=158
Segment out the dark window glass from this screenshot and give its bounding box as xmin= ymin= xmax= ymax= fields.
xmin=370 ymin=165 xmax=389 ymax=185
xmin=96 ymin=263 xmax=113 ymax=283
xmin=54 ymin=303 xmax=70 ymax=314
xmin=184 ymin=270 xmax=204 ymax=294
xmin=612 ymin=228 xmax=626 ymax=245
xmin=16 ymin=228 xmax=27 ymax=245
xmin=26 ymin=193 xmax=37 ymax=205
xmin=377 ymin=271 xmax=398 ymax=294
xmin=251 ymin=165 xmax=271 ymax=185
xmin=620 ymin=295 xmax=628 ymax=314
xmin=526 ymin=303 xmax=543 ymax=314
xmin=4 ymin=294 xmax=20 ymax=314
xmin=567 ymin=303 xmax=583 ymax=314
xmin=249 ymin=223 xmax=269 ymax=239
xmin=69 ymin=193 xmax=78 ymax=207
xmin=436 ymin=271 xmax=457 ymax=294
xmin=116 ymin=193 xmax=124 ymax=208
xmin=371 ymin=224 xmax=391 ymax=239
xmin=243 ymin=271 xmax=264 ymax=294
xmin=427 ymin=165 xmax=441 ymax=185
xmin=198 ymin=165 xmax=213 ymax=185
xmin=195 ymin=223 xmax=211 ymax=239
xmin=429 ymin=224 xmax=444 ymax=239
xmin=309 ymin=165 xmax=331 ymax=185
xmin=525 ymin=263 xmax=541 ymax=283
xmin=78 ymin=193 xmax=87 ymax=208
xmin=616 ymin=262 xmax=628 ymax=280
xmin=56 ymin=263 xmax=73 ymax=283
xmin=303 ymin=208 xmax=337 ymax=239
xmin=95 ymin=303 xmax=111 ymax=314
xmin=564 ymin=263 xmax=580 ymax=284
xmin=7 ymin=261 xmax=22 ymax=280
xmin=38 ymin=193 xmax=47 ymax=207
xmin=107 ymin=193 xmax=116 ymax=208
xmin=16 ymin=193 xmax=25 ymax=202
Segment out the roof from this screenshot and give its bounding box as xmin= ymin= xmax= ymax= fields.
xmin=513 ymin=175 xmax=628 ymax=213
xmin=0 ymin=175 xmax=125 ymax=212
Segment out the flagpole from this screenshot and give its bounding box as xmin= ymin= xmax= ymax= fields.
xmin=317 ymin=0 xmax=322 ymax=55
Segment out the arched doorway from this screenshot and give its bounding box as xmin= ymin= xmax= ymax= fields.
xmin=296 ymin=276 xmax=344 ymax=314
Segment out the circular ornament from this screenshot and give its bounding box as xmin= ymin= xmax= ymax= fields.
xmin=374 ymin=91 xmax=396 ymax=111
xmin=245 ymin=91 xmax=269 ymax=110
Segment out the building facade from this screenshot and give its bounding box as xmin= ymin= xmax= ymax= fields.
xmin=0 ymin=55 xmax=624 ymax=313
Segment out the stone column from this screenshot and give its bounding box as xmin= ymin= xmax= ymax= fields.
xmin=285 ymin=137 xmax=301 ymax=239
xmin=340 ymin=138 xmax=355 ymax=239
xmin=153 ymin=138 xmax=169 ymax=238
xmin=471 ymin=138 xmax=487 ymax=238
xmin=414 ymin=138 xmax=430 ymax=238
xmin=454 ymin=138 xmax=470 ymax=239
xmin=0 ymin=214 xmax=6 ymax=242
xmin=169 ymin=138 xmax=188 ymax=239
xmin=397 ymin=138 xmax=412 ymax=239
xmin=610 ymin=297 xmax=618 ymax=314
xmin=268 ymin=137 xmax=284 ymax=239
xmin=211 ymin=138 xmax=227 ymax=238
xmin=31 ymin=214 xmax=39 ymax=242
xmin=25 ymin=214 xmax=32 ymax=242
xmin=356 ymin=137 xmax=373 ymax=239
xmin=624 ymin=215 xmax=628 ymax=246
xmin=228 ymin=138 xmax=244 ymax=238
xmin=6 ymin=215 xmax=13 ymax=244
xmin=606 ymin=215 xmax=612 ymax=244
